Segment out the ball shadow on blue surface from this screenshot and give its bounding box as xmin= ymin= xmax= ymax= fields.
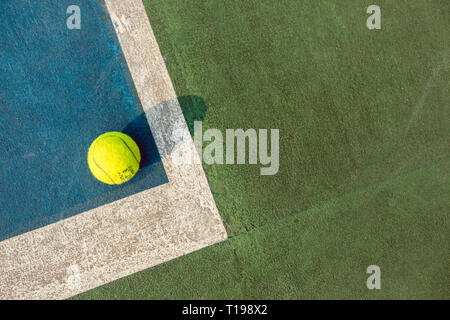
xmin=122 ymin=113 xmax=162 ymax=169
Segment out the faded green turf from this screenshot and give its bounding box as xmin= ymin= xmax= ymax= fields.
xmin=74 ymin=0 xmax=449 ymax=299
xmin=144 ymin=0 xmax=449 ymax=235
xmin=74 ymin=159 xmax=449 ymax=299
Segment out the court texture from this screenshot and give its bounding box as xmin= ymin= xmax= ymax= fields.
xmin=0 ymin=0 xmax=449 ymax=299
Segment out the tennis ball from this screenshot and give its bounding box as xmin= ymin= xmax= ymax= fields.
xmin=88 ymin=132 xmax=141 ymax=185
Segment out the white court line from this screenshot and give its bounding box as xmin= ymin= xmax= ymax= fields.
xmin=0 ymin=0 xmax=227 ymax=299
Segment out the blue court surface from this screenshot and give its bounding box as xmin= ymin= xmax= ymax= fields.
xmin=0 ymin=1 xmax=168 ymax=241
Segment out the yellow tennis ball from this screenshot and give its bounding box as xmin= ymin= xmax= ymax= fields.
xmin=88 ymin=132 xmax=141 ymax=185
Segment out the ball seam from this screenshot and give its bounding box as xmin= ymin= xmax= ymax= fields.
xmin=91 ymin=139 xmax=117 ymax=184
xmin=116 ymin=136 xmax=140 ymax=167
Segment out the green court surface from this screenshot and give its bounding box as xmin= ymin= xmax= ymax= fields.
xmin=75 ymin=159 xmax=449 ymax=299
xmin=74 ymin=0 xmax=449 ymax=299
